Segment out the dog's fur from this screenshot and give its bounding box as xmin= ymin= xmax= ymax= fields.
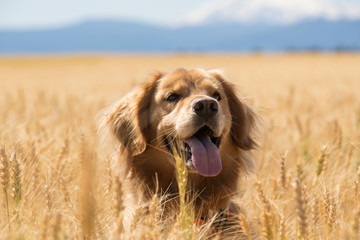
xmin=100 ymin=68 xmax=257 ymax=219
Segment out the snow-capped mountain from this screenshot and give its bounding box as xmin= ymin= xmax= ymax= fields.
xmin=179 ymin=0 xmax=360 ymax=26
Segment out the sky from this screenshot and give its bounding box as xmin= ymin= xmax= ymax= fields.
xmin=1 ymin=0 xmax=360 ymax=30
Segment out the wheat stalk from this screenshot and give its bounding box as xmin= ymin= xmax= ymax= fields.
xmin=113 ymin=175 xmax=124 ymax=214
xmin=256 ymin=181 xmax=273 ymax=240
xmin=355 ymin=167 xmax=360 ymax=208
xmin=53 ymin=213 xmax=62 ymax=240
xmin=323 ymin=188 xmax=337 ymax=236
xmin=44 ymin=184 xmax=54 ymax=211
xmin=54 ymin=138 xmax=69 ymax=181
xmin=0 ymin=147 xmax=10 ymax=223
xmin=332 ymin=120 xmax=342 ymax=150
xmin=10 ymin=152 xmax=22 ymax=224
xmin=295 ymin=178 xmax=307 ymax=240
xmin=328 ymin=195 xmax=337 ymax=235
xmin=40 ymin=212 xmax=50 ymax=240
xmin=316 ymin=146 xmax=327 ymax=177
xmin=352 ymin=210 xmax=360 ymax=238
xmin=280 ymin=153 xmax=287 ymax=189
xmin=172 ymin=141 xmax=194 ymax=240
xmin=130 ymin=207 xmax=144 ymax=233
xmin=112 ymin=175 xmax=125 ymax=239
xmin=142 ymin=193 xmax=162 ymax=240
xmin=279 ymin=216 xmax=286 ymax=240
xmin=78 ymin=134 xmax=96 ymax=240
xmin=106 ymin=157 xmax=113 ymax=196
xmin=239 ymin=213 xmax=252 ymax=240
xmin=312 ymin=198 xmax=319 ymax=238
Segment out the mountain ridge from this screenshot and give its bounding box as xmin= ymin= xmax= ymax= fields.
xmin=0 ymin=19 xmax=359 ymax=53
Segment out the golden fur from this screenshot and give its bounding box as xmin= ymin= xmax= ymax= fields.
xmin=100 ymin=68 xmax=257 ymax=219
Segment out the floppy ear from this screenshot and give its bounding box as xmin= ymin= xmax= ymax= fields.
xmin=209 ymin=70 xmax=257 ymax=150
xmin=102 ymin=72 xmax=164 ymax=156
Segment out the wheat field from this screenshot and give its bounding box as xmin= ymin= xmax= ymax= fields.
xmin=1 ymin=53 xmax=360 ymax=239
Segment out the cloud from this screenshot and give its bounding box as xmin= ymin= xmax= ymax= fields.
xmin=178 ymin=0 xmax=360 ymax=26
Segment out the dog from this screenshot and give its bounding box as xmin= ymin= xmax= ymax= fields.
xmin=100 ymin=68 xmax=257 ymax=228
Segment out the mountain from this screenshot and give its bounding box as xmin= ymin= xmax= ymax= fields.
xmin=0 ymin=19 xmax=359 ymax=53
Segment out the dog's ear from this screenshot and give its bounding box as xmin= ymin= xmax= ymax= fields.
xmin=209 ymin=70 xmax=257 ymax=150
xmin=101 ymin=72 xmax=164 ymax=156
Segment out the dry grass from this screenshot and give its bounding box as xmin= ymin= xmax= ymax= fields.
xmin=0 ymin=53 xmax=360 ymax=239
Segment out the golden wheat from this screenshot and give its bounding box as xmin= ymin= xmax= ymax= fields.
xmin=0 ymin=53 xmax=359 ymax=239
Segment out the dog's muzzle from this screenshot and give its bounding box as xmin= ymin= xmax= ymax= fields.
xmin=164 ymin=126 xmax=222 ymax=177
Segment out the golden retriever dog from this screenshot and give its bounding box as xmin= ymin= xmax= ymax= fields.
xmin=100 ymin=68 xmax=257 ymax=230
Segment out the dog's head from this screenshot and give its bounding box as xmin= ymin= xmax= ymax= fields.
xmin=101 ymin=68 xmax=256 ymax=177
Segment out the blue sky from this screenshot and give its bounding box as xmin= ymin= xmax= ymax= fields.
xmin=0 ymin=0 xmax=208 ymax=29
xmin=1 ymin=0 xmax=360 ymax=30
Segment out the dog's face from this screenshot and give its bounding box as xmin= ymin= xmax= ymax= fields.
xmin=149 ymin=69 xmax=232 ymax=176
xmin=152 ymin=69 xmax=229 ymax=140
xmin=102 ymin=68 xmax=256 ymax=177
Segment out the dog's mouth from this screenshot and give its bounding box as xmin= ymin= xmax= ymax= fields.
xmin=164 ymin=126 xmax=222 ymax=177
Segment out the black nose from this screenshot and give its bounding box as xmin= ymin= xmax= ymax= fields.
xmin=191 ymin=98 xmax=218 ymax=120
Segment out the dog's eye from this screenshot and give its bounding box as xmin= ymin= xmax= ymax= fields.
xmin=212 ymin=92 xmax=222 ymax=101
xmin=165 ymin=93 xmax=180 ymax=102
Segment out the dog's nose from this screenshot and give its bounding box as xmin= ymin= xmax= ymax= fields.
xmin=192 ymin=98 xmax=218 ymax=119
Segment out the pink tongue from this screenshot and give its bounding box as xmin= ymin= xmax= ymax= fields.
xmin=184 ymin=136 xmax=222 ymax=177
